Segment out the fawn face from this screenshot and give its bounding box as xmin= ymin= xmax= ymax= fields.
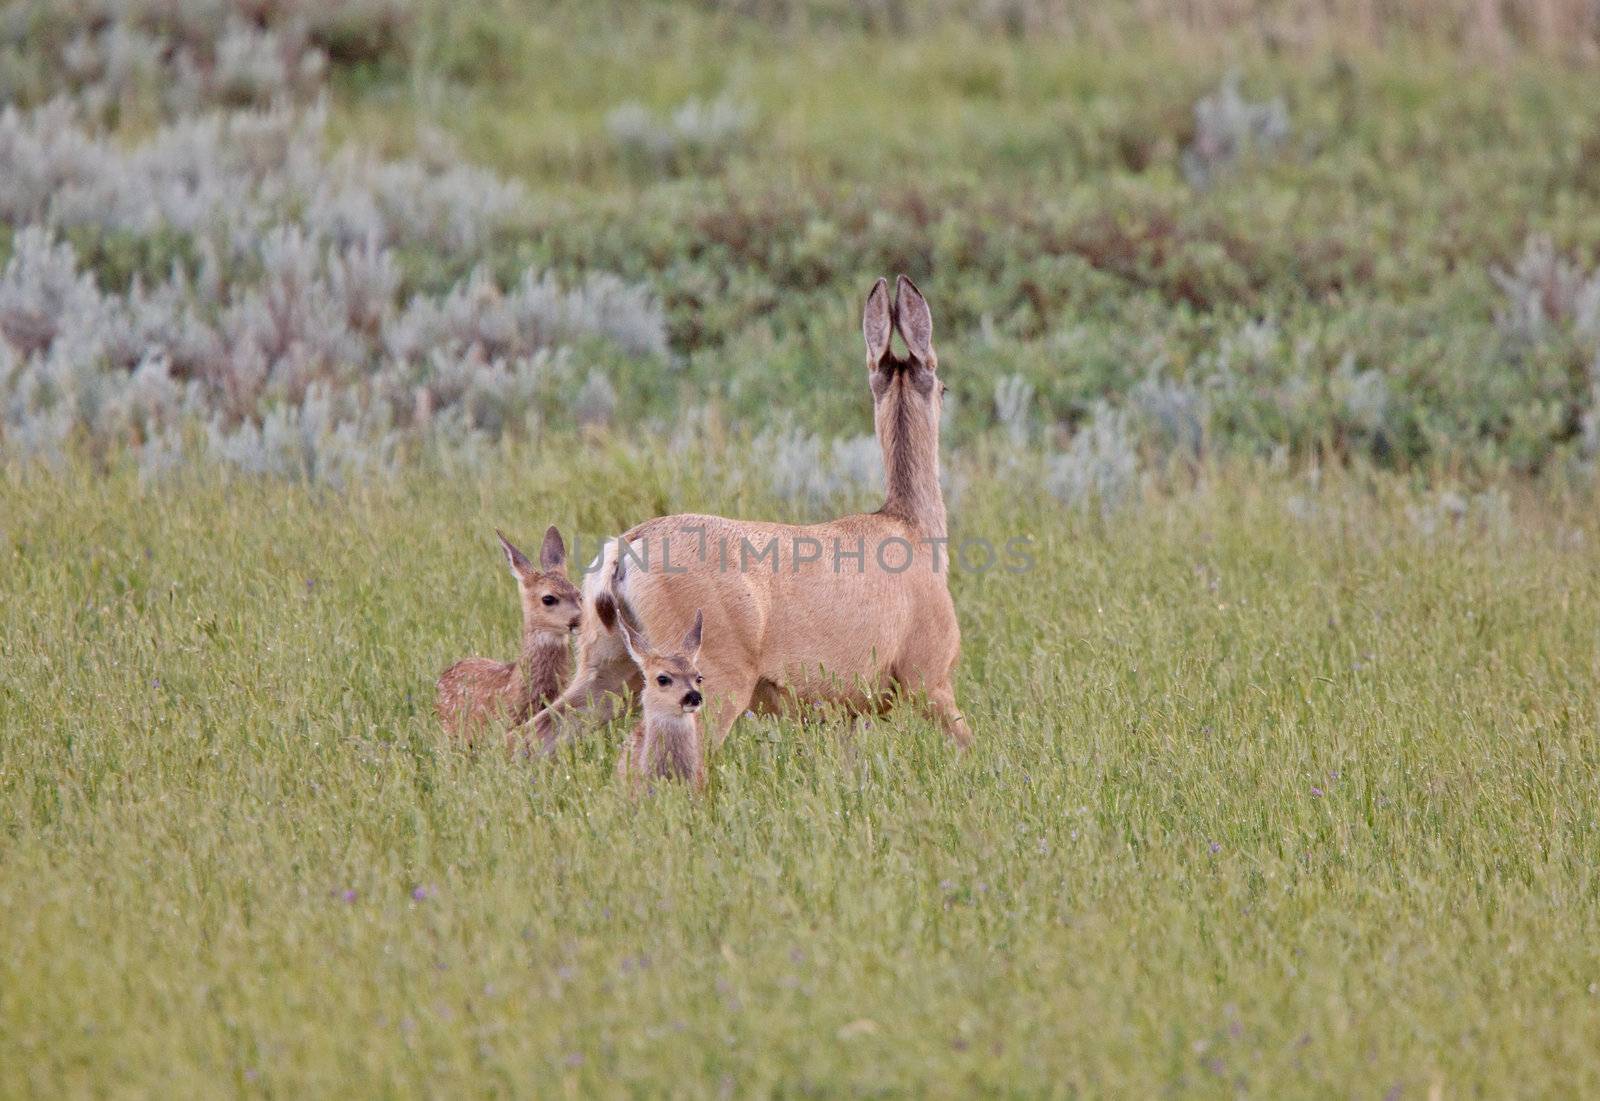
xmin=498 ymin=526 xmax=581 ymax=636
xmin=617 ymin=607 xmax=705 ymax=716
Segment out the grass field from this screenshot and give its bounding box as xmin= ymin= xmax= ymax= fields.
xmin=7 ymin=0 xmax=1600 ymax=1094
xmin=3 ymin=451 xmax=1599 ymax=1095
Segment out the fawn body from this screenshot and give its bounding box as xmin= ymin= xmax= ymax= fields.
xmin=436 ymin=527 xmax=580 ymax=741
xmin=529 ymin=276 xmax=965 ymax=751
xmin=597 ymin=591 xmax=707 ymax=792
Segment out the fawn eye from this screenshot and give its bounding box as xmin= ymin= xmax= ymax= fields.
xmin=541 ymin=595 xmax=557 ymax=606
xmin=655 ymin=674 xmax=672 ymax=687
xmin=695 ymin=676 xmax=703 ymax=685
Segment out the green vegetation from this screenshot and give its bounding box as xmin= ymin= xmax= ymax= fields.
xmin=4 ymin=454 xmax=1598 ymax=1094
xmin=6 ymin=1 xmax=1600 ymax=1095
xmin=349 ymin=2 xmax=1600 ymax=475
xmin=8 ymin=2 xmax=1600 ymax=475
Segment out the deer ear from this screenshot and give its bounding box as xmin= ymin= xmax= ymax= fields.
xmin=497 ymin=530 xmax=533 ymax=578
xmin=863 ymin=277 xmax=892 ymax=367
xmin=617 ymin=607 xmax=651 ymax=667
xmin=680 ymin=609 xmax=703 ymax=661
xmin=540 ymin=525 xmax=566 ymax=573
xmin=894 ymin=274 xmax=935 ymax=367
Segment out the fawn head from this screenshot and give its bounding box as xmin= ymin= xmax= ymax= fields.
xmin=497 ymin=526 xmax=581 ymax=636
xmin=598 ymin=597 xmax=705 ymax=716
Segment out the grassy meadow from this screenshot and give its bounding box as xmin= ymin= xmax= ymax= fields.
xmin=6 ymin=0 xmax=1600 ymax=1095
xmin=4 ymin=454 xmax=1600 ymax=1095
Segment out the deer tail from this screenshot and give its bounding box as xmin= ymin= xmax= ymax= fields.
xmin=590 ymin=541 xmax=636 ymax=634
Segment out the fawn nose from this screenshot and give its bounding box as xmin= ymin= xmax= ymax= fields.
xmin=683 ymin=690 xmax=703 ymax=709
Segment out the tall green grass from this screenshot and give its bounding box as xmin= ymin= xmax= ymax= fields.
xmin=4 ymin=448 xmax=1597 ymax=1094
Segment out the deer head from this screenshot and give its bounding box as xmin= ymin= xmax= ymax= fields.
xmin=864 ymin=274 xmax=946 ymax=533
xmin=497 ymin=526 xmax=582 ymax=637
xmin=599 ymin=597 xmax=706 ymax=717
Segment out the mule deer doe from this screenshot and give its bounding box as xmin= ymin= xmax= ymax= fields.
xmin=436 ymin=527 xmax=580 ymax=742
xmin=596 ymin=590 xmax=708 ymax=793
xmin=525 ymin=276 xmax=967 ymax=751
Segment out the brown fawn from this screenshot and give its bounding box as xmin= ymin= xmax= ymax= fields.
xmin=435 ymin=526 xmax=580 ymax=742
xmin=527 ymin=276 xmax=966 ymax=752
xmin=596 ymin=589 xmax=707 ymax=793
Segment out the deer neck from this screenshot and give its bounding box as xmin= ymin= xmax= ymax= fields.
xmin=644 ymin=711 xmax=702 ymax=782
xmin=517 ymin=630 xmax=570 ymax=708
xmin=877 ymin=384 xmax=947 ymax=538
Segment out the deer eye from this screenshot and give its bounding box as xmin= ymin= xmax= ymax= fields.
xmin=541 ymin=595 xmax=557 ymax=606
xmin=695 ymin=676 xmax=703 ymax=685
xmin=655 ymin=674 xmax=672 ymax=687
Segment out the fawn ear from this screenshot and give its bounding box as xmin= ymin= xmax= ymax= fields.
xmin=894 ymin=274 xmax=935 ymax=368
xmin=680 ymin=609 xmax=703 ymax=662
xmin=616 ymin=605 xmax=652 ymax=667
xmin=497 ymin=530 xmax=533 ymax=578
xmin=863 ymin=276 xmax=892 ymax=368
xmin=540 ymin=525 xmax=566 ymax=573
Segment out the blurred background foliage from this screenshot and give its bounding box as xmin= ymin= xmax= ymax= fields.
xmin=3 ymin=0 xmax=1600 ymax=490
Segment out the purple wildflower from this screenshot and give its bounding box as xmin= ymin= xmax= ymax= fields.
xmin=1310 ymin=786 xmax=1324 ymax=797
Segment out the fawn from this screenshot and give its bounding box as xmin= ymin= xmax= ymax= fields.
xmin=435 ymin=526 xmax=580 ymax=742
xmin=528 ymin=276 xmax=965 ymax=753
xmin=596 ymin=589 xmax=707 ymax=793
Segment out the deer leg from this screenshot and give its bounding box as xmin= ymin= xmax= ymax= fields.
xmin=516 ymin=652 xmax=636 ymax=754
xmin=696 ymin=659 xmax=759 ymax=751
xmin=703 ymin=702 xmax=743 ymax=752
xmin=616 ymin=724 xmax=647 ymax=794
xmin=914 ymin=682 xmax=972 ymax=749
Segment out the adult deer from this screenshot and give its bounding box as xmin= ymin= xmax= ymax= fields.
xmin=523 ymin=275 xmax=967 ymax=752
